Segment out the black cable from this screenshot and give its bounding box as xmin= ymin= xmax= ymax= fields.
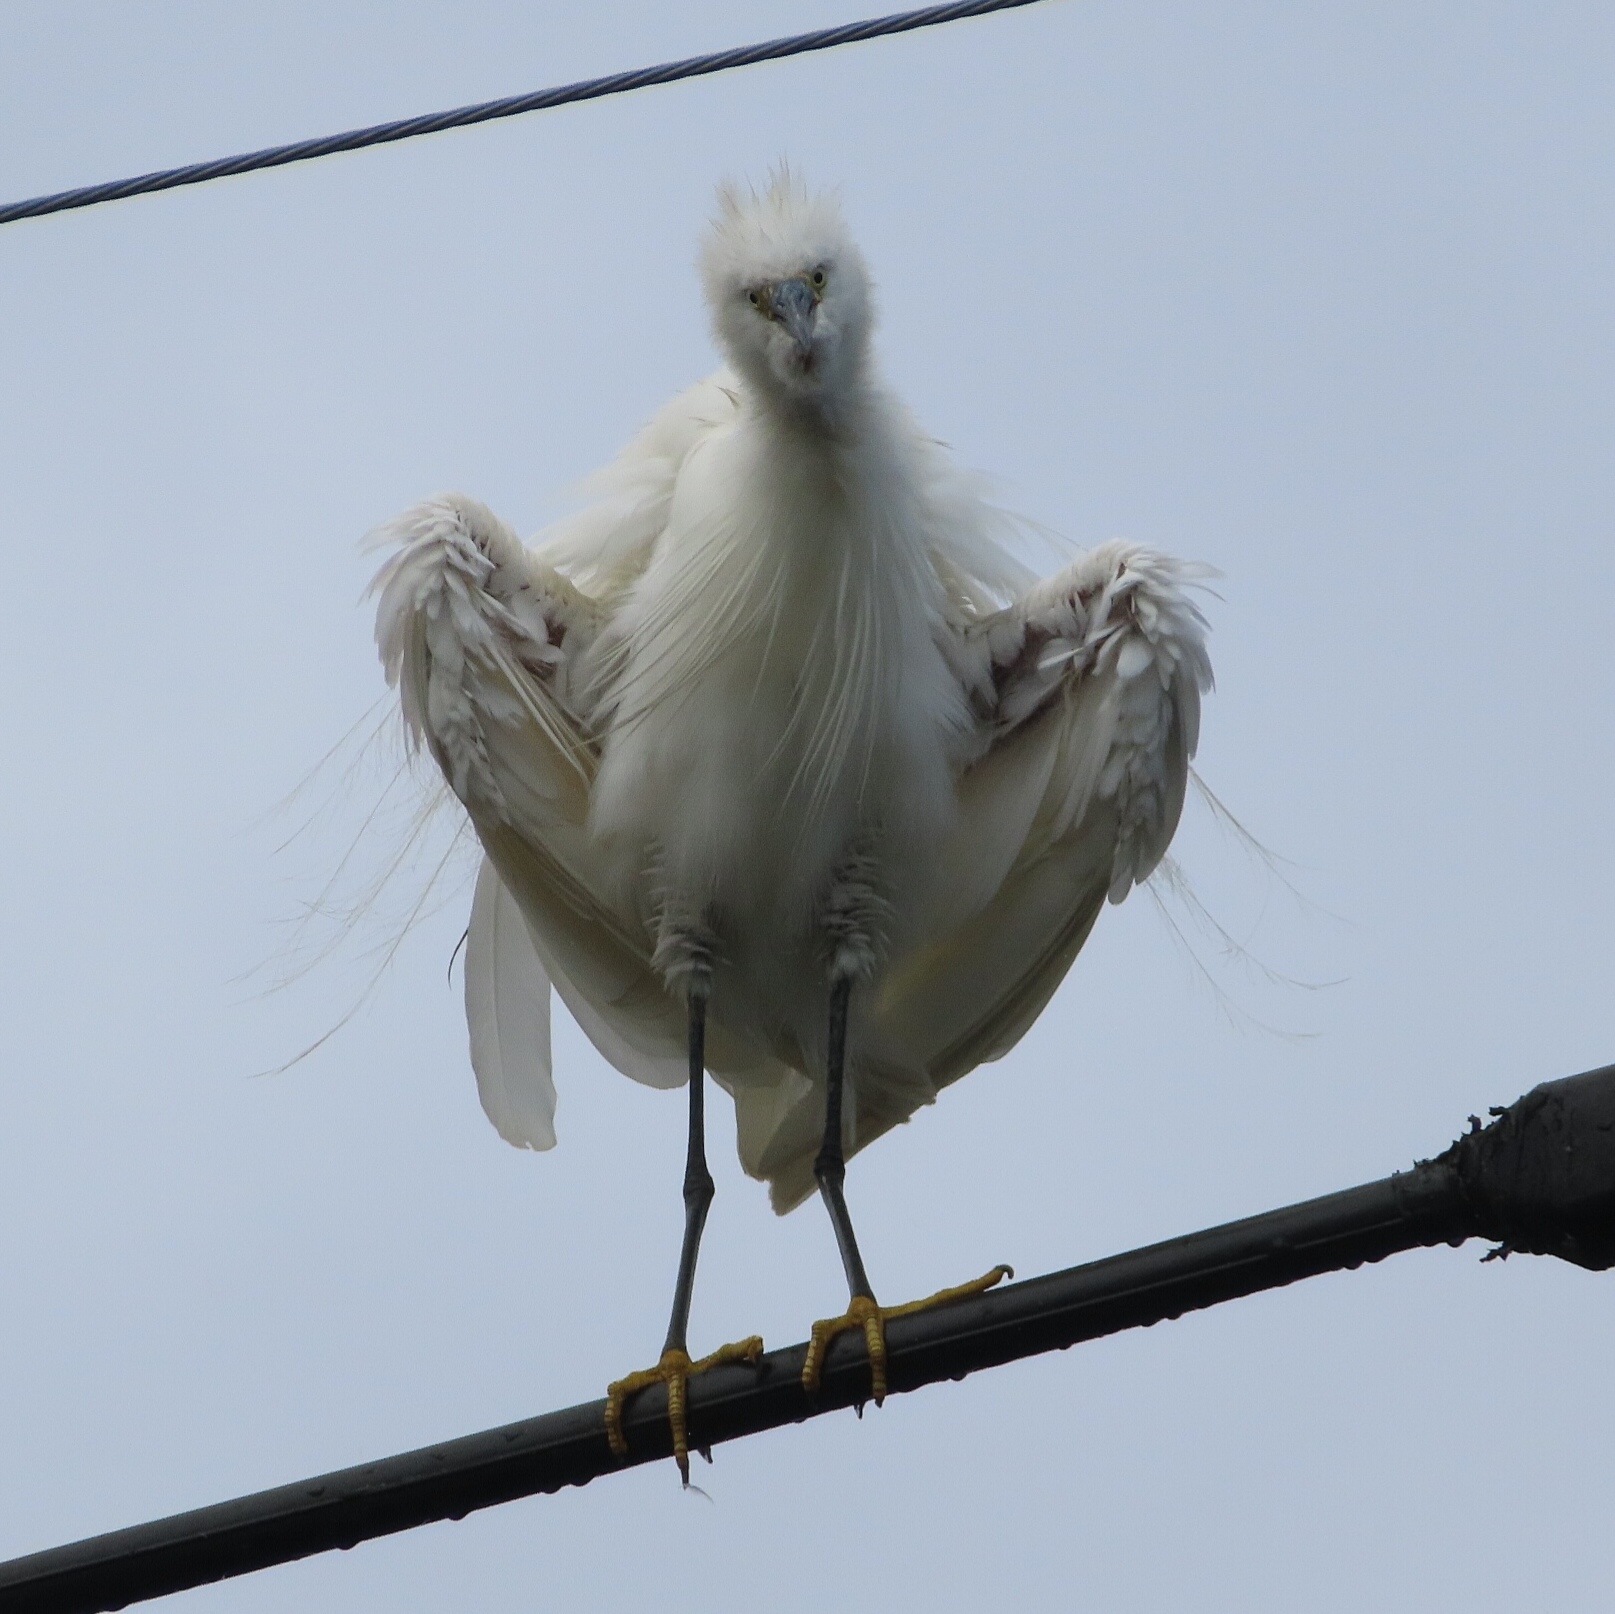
xmin=0 ymin=0 xmax=1051 ymax=228
xmin=1 ymin=1063 xmax=1611 ymax=1614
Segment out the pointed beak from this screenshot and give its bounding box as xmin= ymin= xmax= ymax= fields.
xmin=771 ymin=277 xmax=818 ymax=356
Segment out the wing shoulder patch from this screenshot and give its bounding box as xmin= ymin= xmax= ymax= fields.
xmin=968 ymin=541 xmax=1214 ymax=898
xmin=369 ymin=494 xmax=603 ymax=817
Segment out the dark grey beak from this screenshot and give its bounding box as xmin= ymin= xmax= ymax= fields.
xmin=771 ymin=277 xmax=818 ymax=355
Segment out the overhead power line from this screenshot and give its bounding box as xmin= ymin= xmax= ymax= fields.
xmin=0 ymin=0 xmax=1050 ymax=228
xmin=2 ymin=1063 xmax=1612 ymax=1614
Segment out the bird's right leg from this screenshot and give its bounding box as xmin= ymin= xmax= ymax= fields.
xmin=604 ymin=921 xmax=763 ymax=1483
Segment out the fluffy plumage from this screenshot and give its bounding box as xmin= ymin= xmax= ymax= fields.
xmin=371 ymin=175 xmax=1212 ymax=1211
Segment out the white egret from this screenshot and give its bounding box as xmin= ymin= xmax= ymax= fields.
xmin=371 ymin=173 xmax=1212 ymax=1479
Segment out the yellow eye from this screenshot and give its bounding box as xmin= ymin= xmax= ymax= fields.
xmin=810 ymin=268 xmax=826 ymax=289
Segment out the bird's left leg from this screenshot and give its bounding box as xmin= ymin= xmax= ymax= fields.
xmin=801 ymin=857 xmax=1011 ymax=1404
xmin=604 ymin=921 xmax=763 ymax=1482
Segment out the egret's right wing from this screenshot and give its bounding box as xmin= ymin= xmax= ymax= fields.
xmin=534 ymin=372 xmax=742 ymax=599
xmin=465 ymin=855 xmax=557 ymax=1150
xmin=465 ymin=851 xmax=687 ymax=1144
xmin=372 ymin=494 xmax=690 ymax=1116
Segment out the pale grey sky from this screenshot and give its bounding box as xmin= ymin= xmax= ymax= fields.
xmin=1 ymin=3 xmax=1612 ymax=1609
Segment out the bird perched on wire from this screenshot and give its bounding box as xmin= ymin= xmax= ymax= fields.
xmin=370 ymin=171 xmax=1212 ymax=1480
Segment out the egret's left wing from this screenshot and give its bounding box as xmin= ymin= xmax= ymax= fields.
xmin=743 ymin=542 xmax=1211 ymax=1214
xmin=878 ymin=545 xmax=1214 ymax=1087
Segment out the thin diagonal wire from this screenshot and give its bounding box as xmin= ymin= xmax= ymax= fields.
xmin=0 ymin=0 xmax=1051 ymax=228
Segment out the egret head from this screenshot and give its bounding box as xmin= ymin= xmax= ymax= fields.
xmin=700 ymin=172 xmax=874 ymax=412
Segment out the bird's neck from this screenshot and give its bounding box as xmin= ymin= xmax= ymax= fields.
xmin=746 ymin=361 xmax=877 ymax=444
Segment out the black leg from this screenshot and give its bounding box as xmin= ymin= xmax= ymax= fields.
xmin=802 ymin=974 xmax=1012 ymax=1402
xmin=814 ymin=975 xmax=875 ymax=1303
xmin=606 ymin=987 xmax=762 ymax=1482
xmin=663 ymin=990 xmax=715 ymax=1357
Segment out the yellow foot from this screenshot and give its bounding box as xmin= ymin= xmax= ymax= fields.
xmin=802 ymin=1264 xmax=1013 ymax=1404
xmin=605 ymin=1336 xmax=764 ymax=1483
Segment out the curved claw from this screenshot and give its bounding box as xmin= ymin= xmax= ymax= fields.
xmin=605 ymin=1337 xmax=765 ymax=1484
xmin=802 ymin=1264 xmax=1013 ymax=1404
